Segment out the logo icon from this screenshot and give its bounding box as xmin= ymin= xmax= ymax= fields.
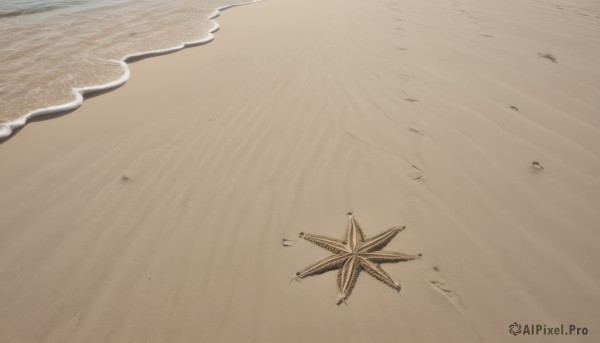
xmin=509 ymin=322 xmax=522 ymax=336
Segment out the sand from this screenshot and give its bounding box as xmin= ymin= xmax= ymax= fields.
xmin=1 ymin=0 xmax=599 ymax=342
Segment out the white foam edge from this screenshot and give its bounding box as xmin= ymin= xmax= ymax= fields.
xmin=0 ymin=0 xmax=262 ymax=140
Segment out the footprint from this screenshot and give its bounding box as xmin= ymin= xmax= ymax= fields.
xmin=408 ymin=164 xmax=424 ymax=179
xmin=430 ymin=280 xmax=452 ymax=295
xmin=429 ymin=272 xmax=465 ymax=313
xmin=282 ymin=239 xmax=296 ymax=247
xmin=408 ymin=126 xmax=424 ymax=135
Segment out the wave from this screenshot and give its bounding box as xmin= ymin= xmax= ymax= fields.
xmin=0 ymin=1 xmax=84 ymax=19
xmin=0 ymin=6 xmax=61 ymax=18
xmin=0 ymin=0 xmax=262 ymax=140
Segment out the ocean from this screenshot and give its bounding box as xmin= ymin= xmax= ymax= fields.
xmin=0 ymin=0 xmax=254 ymax=138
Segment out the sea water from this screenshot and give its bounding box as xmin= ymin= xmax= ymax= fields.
xmin=0 ymin=0 xmax=253 ymax=138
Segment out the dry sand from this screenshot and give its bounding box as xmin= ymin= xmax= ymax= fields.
xmin=1 ymin=0 xmax=599 ymax=342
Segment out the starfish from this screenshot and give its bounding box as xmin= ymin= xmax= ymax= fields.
xmin=296 ymin=214 xmax=421 ymax=305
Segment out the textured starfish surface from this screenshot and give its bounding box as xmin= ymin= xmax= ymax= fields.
xmin=296 ymin=214 xmax=421 ymax=305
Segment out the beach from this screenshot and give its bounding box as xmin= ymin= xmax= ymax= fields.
xmin=1 ymin=0 xmax=599 ymax=342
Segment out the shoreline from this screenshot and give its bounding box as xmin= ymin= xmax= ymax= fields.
xmin=0 ymin=0 xmax=262 ymax=140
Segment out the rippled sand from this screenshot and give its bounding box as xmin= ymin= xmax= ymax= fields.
xmin=0 ymin=0 xmax=599 ymax=342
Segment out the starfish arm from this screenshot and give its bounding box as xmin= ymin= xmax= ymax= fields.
xmin=360 ymin=250 xmax=421 ymax=264
xmin=299 ymin=233 xmax=349 ymax=254
xmin=357 ymin=226 xmax=405 ymax=253
xmin=358 ymin=258 xmax=402 ymax=291
xmin=296 ymin=253 xmax=349 ymax=279
xmin=345 ymin=215 xmax=366 ymax=250
xmin=336 ymin=256 xmax=361 ymax=305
